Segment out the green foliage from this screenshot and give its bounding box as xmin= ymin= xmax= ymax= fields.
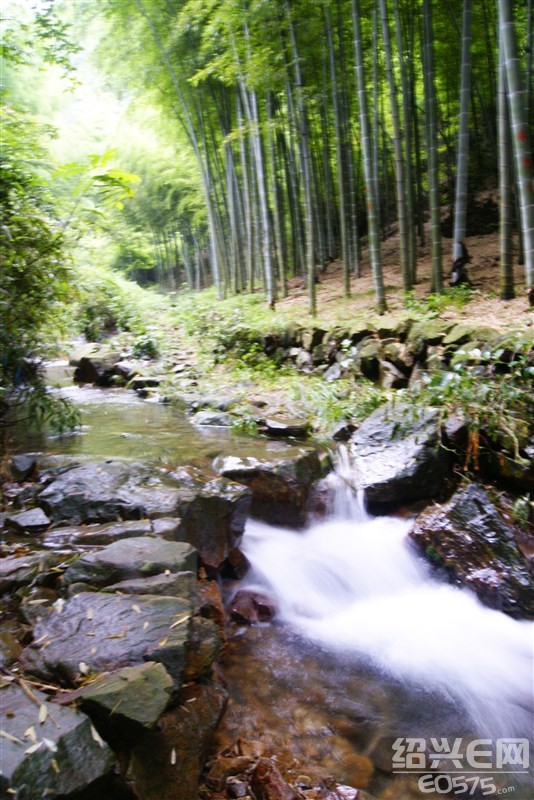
xmin=404 ymin=285 xmax=479 ymax=317
xmin=290 ymin=378 xmax=388 ymax=432
xmin=511 ymin=495 xmax=533 ymax=530
xmin=74 ymin=264 xmax=168 ymax=342
xmin=404 ymin=337 xmax=534 ymax=469
xmin=0 ymin=102 xmax=78 ymax=435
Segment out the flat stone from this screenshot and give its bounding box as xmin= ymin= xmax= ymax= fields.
xmin=6 ymin=508 xmax=51 ymax=535
xmin=0 ymin=552 xmax=59 ymax=594
xmin=63 ymin=537 xmax=197 ymax=588
xmin=68 ymin=661 xmax=173 ymax=729
xmin=37 ymin=461 xmax=181 ymax=524
xmin=262 ymin=418 xmax=310 ymax=439
xmin=191 ymin=410 xmax=233 ymax=426
xmin=0 ymin=682 xmax=116 ymax=800
xmin=105 ymin=570 xmax=196 ymax=598
xmin=20 ymin=592 xmax=192 ymax=685
xmin=43 ymin=519 xmax=153 ymax=548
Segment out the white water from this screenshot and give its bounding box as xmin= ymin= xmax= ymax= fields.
xmin=240 ymin=460 xmax=534 ymax=743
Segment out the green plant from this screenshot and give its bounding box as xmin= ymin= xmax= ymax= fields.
xmin=404 ymin=337 xmax=534 ymax=470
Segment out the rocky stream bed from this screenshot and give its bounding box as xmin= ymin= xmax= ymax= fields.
xmin=1 ymin=323 xmax=533 ymax=800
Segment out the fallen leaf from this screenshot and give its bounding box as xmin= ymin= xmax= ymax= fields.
xmin=132 ymin=604 xmax=141 ymax=614
xmin=87 ymin=608 xmax=94 ymax=621
xmin=79 ymin=662 xmax=89 ymax=676
xmin=90 ymin=724 xmax=106 ymax=748
xmin=51 ymin=758 xmax=60 ymax=773
xmin=170 ymin=747 xmax=177 ymax=765
xmin=169 ymin=614 xmax=190 ymax=629
xmin=158 ymin=637 xmax=168 ymax=647
xmin=24 ymin=726 xmax=37 ymax=743
xmin=0 ymin=730 xmax=24 ymax=745
xmin=43 ymin=737 xmax=58 ymax=753
xmin=38 ymin=704 xmax=48 ymax=724
xmin=25 ymin=741 xmax=44 ymax=755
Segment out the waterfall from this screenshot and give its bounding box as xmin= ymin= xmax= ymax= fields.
xmin=240 ymin=452 xmax=534 ymax=746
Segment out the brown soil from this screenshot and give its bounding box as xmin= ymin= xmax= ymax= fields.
xmin=278 ymin=228 xmax=533 ymax=332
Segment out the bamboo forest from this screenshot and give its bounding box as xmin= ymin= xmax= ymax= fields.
xmin=1 ymin=2 xmax=533 ymax=800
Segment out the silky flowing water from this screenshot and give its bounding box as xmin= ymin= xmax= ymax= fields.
xmin=13 ymin=368 xmax=533 ymax=799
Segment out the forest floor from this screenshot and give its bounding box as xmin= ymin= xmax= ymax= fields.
xmin=278 ymin=227 xmax=531 ymax=330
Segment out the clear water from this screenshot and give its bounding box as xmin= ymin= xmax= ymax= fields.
xmin=221 ymin=465 xmax=534 ymax=798
xmin=7 ymin=362 xmax=311 ymax=467
xmin=9 ymin=369 xmax=533 ymax=798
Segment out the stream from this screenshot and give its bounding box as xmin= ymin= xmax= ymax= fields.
xmin=11 ymin=366 xmax=534 ymax=799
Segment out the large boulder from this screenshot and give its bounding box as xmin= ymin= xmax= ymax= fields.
xmin=0 ymin=682 xmax=116 ymax=800
xmin=214 ymin=449 xmax=328 ymax=527
xmin=72 ymin=344 xmax=122 ymax=386
xmin=411 ymin=484 xmax=534 ymax=617
xmin=37 ymin=462 xmax=180 ymax=524
xmin=127 ymin=682 xmax=227 ymax=800
xmin=164 ymin=465 xmax=252 ymax=569
xmin=20 ymin=591 xmax=192 ymax=686
xmin=37 ymin=462 xmax=251 ymax=569
xmin=349 ymin=403 xmax=452 ymax=505
xmin=63 ymin=537 xmax=197 ymax=588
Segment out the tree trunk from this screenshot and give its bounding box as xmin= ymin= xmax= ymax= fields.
xmin=352 ymin=0 xmax=387 ymax=312
xmin=422 ymin=0 xmax=443 ymax=293
xmin=499 ymin=0 xmax=534 ymax=291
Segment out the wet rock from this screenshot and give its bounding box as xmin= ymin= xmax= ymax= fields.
xmin=349 ymin=403 xmax=452 ymax=505
xmin=262 ymin=418 xmax=311 ymax=439
xmin=105 ymin=570 xmax=196 ymax=598
xmin=486 ymin=448 xmax=534 ymax=493
xmin=37 ymin=462 xmax=251 ymax=571
xmin=0 ymin=551 xmax=60 ymax=594
xmin=250 ymin=757 xmax=299 ymax=800
xmin=65 ymin=661 xmax=173 ymax=730
xmin=5 ymin=507 xmax=51 ymax=535
xmin=130 ymin=375 xmax=164 ymax=390
xmin=205 ymin=756 xmax=255 ymax=791
xmin=63 ymin=537 xmax=196 ymax=588
xmin=183 ymin=617 xmax=223 ymax=680
xmin=127 ymin=682 xmax=227 ymax=800
xmin=165 ymin=465 xmax=252 ymax=570
xmin=198 ymin=579 xmax=226 ymax=631
xmin=192 ymin=409 xmax=233 ymax=426
xmin=215 ymin=450 xmax=327 ymax=527
xmin=43 ymin=519 xmax=154 ymax=548
xmin=230 ymin=590 xmax=277 ymax=624
xmin=411 ymin=484 xmax=534 ymax=617
xmin=20 ymin=591 xmax=192 ymax=685
xmin=10 ymin=454 xmax=37 ymax=483
xmin=0 ymin=682 xmax=116 ymax=800
xmin=74 ymin=349 xmax=121 ymax=386
xmin=332 ymin=423 xmax=357 ymax=442
xmin=37 ymin=461 xmax=175 ymax=524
